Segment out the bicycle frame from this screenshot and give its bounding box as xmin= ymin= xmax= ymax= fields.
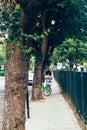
xmin=41 ymin=80 xmax=52 ymax=96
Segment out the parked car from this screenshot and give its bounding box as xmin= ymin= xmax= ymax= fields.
xmin=28 ymin=71 xmax=34 ymax=85
xmin=28 ymin=79 xmax=33 ymax=85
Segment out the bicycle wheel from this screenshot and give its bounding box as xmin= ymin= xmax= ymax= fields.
xmin=43 ymin=85 xmax=52 ymax=96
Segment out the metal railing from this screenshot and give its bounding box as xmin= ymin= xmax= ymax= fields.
xmin=53 ymin=70 xmax=87 ymax=125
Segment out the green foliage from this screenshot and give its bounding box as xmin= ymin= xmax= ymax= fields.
xmin=21 ymin=28 xmax=50 ymax=43
xmin=1 ymin=0 xmax=86 ymax=44
xmin=0 ymin=4 xmax=22 ymax=41
xmin=29 ymin=56 xmax=35 ymax=70
xmin=21 ymin=33 xmax=41 ymax=43
xmin=21 ymin=47 xmax=32 ymax=55
xmin=50 ymin=38 xmax=87 ymax=65
xmin=83 ymin=61 xmax=87 ymax=68
xmin=0 ymin=0 xmax=87 ymax=64
xmin=0 ymin=43 xmax=6 ymax=66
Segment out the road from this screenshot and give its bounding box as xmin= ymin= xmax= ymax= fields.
xmin=0 ymin=93 xmax=4 ymax=129
xmin=0 ymin=77 xmax=5 ymax=129
xmin=0 ymin=77 xmax=5 ymax=92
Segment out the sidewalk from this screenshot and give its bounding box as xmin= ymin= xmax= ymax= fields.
xmin=25 ymin=78 xmax=82 ymax=130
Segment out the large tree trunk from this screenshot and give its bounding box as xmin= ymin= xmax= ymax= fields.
xmin=2 ymin=43 xmax=29 ymax=130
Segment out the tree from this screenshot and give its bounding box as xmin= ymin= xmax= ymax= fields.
xmin=29 ymin=0 xmax=87 ymax=100
xmin=0 ymin=0 xmax=87 ymax=129
xmin=11 ymin=0 xmax=86 ymax=101
xmin=50 ymin=38 xmax=87 ymax=69
xmin=0 ymin=2 xmax=30 ymax=130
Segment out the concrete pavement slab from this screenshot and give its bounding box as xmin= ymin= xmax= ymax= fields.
xmin=25 ymin=78 xmax=82 ymax=130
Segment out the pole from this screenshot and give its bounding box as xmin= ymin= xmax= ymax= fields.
xmin=26 ymin=88 xmax=30 ymax=118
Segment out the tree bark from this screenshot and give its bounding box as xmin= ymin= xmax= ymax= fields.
xmin=2 ymin=43 xmax=29 ymax=130
xmin=31 ymin=37 xmax=48 ymax=101
xmin=31 ymin=12 xmax=48 ymax=101
xmin=31 ymin=57 xmax=44 ymax=101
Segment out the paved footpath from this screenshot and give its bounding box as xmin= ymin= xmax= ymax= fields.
xmin=25 ymin=78 xmax=82 ymax=130
xmin=0 ymin=77 xmax=82 ymax=130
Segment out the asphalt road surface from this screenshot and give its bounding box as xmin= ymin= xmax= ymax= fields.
xmin=0 ymin=77 xmax=5 ymax=129
xmin=0 ymin=93 xmax=4 ymax=130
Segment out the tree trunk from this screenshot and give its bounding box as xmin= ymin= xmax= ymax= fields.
xmin=31 ymin=38 xmax=48 ymax=101
xmin=31 ymin=36 xmax=48 ymax=101
xmin=2 ymin=43 xmax=29 ymax=130
xmin=31 ymin=12 xmax=48 ymax=101
xmin=31 ymin=57 xmax=43 ymax=101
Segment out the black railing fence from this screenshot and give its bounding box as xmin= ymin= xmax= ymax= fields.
xmin=53 ymin=70 xmax=87 ymax=124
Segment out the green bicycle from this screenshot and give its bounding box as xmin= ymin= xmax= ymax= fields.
xmin=41 ymin=81 xmax=52 ymax=96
